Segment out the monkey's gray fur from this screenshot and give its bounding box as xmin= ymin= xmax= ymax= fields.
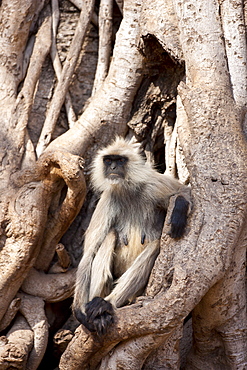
xmin=73 ymin=137 xmax=191 ymax=335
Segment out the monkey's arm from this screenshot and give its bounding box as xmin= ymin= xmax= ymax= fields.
xmin=150 ymin=173 xmax=191 ymax=238
xmin=150 ymin=172 xmax=190 ymax=206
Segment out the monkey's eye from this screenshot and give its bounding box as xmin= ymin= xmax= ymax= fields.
xmin=117 ymin=157 xmax=128 ymax=165
xmin=103 ymin=158 xmax=112 ymax=165
xmin=103 ymin=155 xmax=128 ymax=167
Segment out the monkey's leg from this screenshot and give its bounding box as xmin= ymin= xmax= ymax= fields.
xmin=73 ymin=251 xmax=94 ymax=325
xmin=106 ymin=240 xmax=160 ymax=308
xmin=73 ymin=231 xmax=115 ymax=334
xmin=84 ymin=229 xmax=116 ymax=336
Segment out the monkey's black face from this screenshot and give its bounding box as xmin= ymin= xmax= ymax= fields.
xmin=103 ymin=155 xmax=128 ymax=181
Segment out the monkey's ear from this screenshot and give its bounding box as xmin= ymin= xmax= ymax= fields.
xmin=128 ymin=136 xmax=136 ymax=144
xmin=127 ymin=136 xmax=142 ymax=153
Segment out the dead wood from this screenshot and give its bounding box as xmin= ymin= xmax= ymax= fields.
xmin=55 ymin=243 xmax=71 ymax=269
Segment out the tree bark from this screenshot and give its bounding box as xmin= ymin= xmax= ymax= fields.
xmin=0 ymin=0 xmax=246 ymax=368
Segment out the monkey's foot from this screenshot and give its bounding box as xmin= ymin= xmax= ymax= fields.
xmin=73 ymin=308 xmax=96 ymax=332
xmin=85 ymin=297 xmax=114 ymax=336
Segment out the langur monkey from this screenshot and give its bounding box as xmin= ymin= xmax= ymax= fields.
xmin=73 ymin=137 xmax=191 ymax=335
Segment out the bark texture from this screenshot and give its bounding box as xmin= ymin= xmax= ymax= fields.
xmin=0 ymin=0 xmax=246 ymax=368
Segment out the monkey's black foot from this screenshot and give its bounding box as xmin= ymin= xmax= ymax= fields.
xmin=170 ymin=195 xmax=189 ymax=238
xmin=85 ymin=297 xmax=114 ymax=336
xmin=73 ymin=308 xmax=96 ymax=333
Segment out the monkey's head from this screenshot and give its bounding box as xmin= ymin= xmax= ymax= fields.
xmin=91 ymin=137 xmax=152 ymax=192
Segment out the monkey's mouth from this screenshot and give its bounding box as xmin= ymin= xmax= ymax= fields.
xmin=108 ymin=173 xmax=123 ymax=179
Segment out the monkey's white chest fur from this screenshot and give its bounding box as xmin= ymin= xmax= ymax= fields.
xmin=113 ymin=227 xmax=147 ymax=277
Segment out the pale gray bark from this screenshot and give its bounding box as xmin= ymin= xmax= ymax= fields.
xmin=92 ymin=0 xmax=113 ymax=94
xmin=0 ymin=0 xmax=246 ymax=368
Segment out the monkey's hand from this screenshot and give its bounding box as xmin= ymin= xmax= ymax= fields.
xmin=170 ymin=195 xmax=189 ymax=238
xmin=85 ymin=297 xmax=114 ymax=336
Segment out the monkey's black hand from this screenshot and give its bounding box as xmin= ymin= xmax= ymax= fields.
xmin=73 ymin=308 xmax=96 ymax=332
xmin=85 ymin=297 xmax=114 ymax=336
xmin=170 ymin=195 xmax=189 ymax=238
